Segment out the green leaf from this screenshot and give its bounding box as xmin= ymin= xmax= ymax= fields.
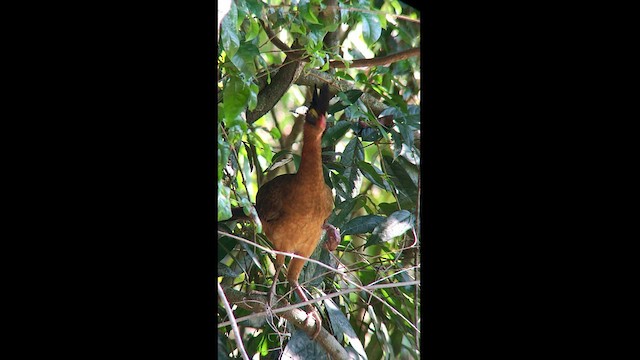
xmin=290 ymin=22 xmax=306 ymax=35
xmin=342 ymin=89 xmax=365 ymax=105
xmin=263 ymin=149 xmax=292 ymax=173
xmin=248 ymin=132 xmax=272 ymax=164
xmin=382 ymin=152 xmax=419 ymax=208
xmin=217 ymin=181 xmax=232 ymax=220
xmin=300 ymin=3 xmax=322 ymax=24
xmin=378 ymin=13 xmax=388 ymax=30
xmin=245 ymin=0 xmax=264 ymax=16
xmin=357 ymin=160 xmax=389 ymax=190
xmin=335 ymin=71 xmax=354 ymax=81
xmin=324 ymin=297 xmax=368 ymax=360
xmin=342 ymin=214 xmax=385 ymax=235
xmin=239 ymin=239 xmax=264 ymax=273
xmin=230 ymin=42 xmax=259 ymax=77
xmin=355 ymin=73 xmax=368 ymax=84
xmin=269 ymin=126 xmax=281 ymax=140
xmin=218 ymin=334 xmax=230 ymax=359
xmin=330 ymin=171 xmax=351 ymax=200
xmin=358 ymin=126 xmax=383 ymax=142
xmin=361 ymin=12 xmax=382 ymax=45
xmin=340 ymin=136 xmax=364 ymax=166
xmin=220 ymin=0 xmax=239 ymax=58
xmin=218 ymin=130 xmax=230 ymax=180
xmin=223 ymin=76 xmax=250 ymax=122
xmin=217 ymin=224 xmax=237 ymax=262
xmin=340 ymin=136 xmax=364 ymax=197
xmin=328 ymin=90 xmax=363 ymax=114
xmin=244 ymin=17 xmax=261 ymax=41
xmin=367 ymin=210 xmax=415 ymax=247
xmin=320 ymin=54 xmax=330 ymax=71
xmin=248 ymin=81 xmax=259 ymax=111
xmin=217 ymin=262 xmax=239 ymax=278
xmin=321 ymin=120 xmax=352 ymax=147
xmin=327 ymin=194 xmax=367 ymax=225
xmin=378 ymin=202 xmax=399 ymax=216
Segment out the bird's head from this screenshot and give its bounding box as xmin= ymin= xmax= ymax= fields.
xmin=305 ymin=84 xmax=331 ymax=133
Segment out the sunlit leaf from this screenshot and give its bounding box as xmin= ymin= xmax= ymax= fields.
xmin=217 ymin=181 xmax=232 ymax=221
xmin=220 ymin=0 xmax=239 ymax=58
xmin=324 ymin=297 xmax=368 ymax=360
xmin=340 ymin=137 xmax=364 ymax=197
xmin=223 ymin=76 xmax=250 ymax=123
xmin=230 ymin=42 xmax=259 ymax=77
xmin=361 ymin=12 xmax=382 ymax=45
xmin=367 ymin=210 xmax=415 ymax=246
xmin=300 ymin=2 xmax=322 ymax=25
xmin=245 ymin=17 xmax=261 ymax=41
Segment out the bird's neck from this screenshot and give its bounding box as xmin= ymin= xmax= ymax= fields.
xmin=297 ymin=124 xmax=324 ymax=184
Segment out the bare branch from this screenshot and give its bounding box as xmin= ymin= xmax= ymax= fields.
xmin=217 ymin=282 xmax=251 ymax=360
xmin=330 ymin=47 xmax=420 ymax=69
xmin=218 ymin=230 xmax=421 ymax=333
xmin=221 ymin=287 xmax=350 ymax=360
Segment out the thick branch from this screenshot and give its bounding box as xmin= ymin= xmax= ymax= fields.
xmin=295 ymin=70 xmax=387 ymax=116
xmin=222 ymin=287 xmax=350 ymax=360
xmin=246 ymin=46 xmax=305 ymax=124
xmin=329 ymin=47 xmax=420 ymax=69
xmin=259 ymin=19 xmax=291 ymax=53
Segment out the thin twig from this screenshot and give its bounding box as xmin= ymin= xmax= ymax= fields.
xmin=221 ymin=287 xmax=351 ymax=359
xmin=217 ymin=230 xmax=421 ymax=333
xmin=217 ymin=282 xmax=251 ymax=360
xmin=218 ymin=280 xmax=419 ymax=328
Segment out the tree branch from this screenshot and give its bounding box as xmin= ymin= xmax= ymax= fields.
xmin=221 ymin=287 xmax=350 ymax=360
xmin=246 ymin=45 xmax=305 ymax=124
xmin=330 ymin=47 xmax=420 ymax=69
xmin=259 ymin=19 xmax=291 ymax=53
xmin=295 ymin=70 xmax=388 ymax=116
xmin=217 ymin=282 xmax=251 ymax=360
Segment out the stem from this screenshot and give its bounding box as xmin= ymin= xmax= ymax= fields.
xmin=217 ymin=282 xmax=251 ymax=360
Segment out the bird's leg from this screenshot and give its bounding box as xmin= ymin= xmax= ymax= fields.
xmin=269 ymin=265 xmax=282 ymax=306
xmin=290 ymin=279 xmax=322 ymax=340
xmin=322 ymin=223 xmax=341 ymax=251
xmin=269 ymin=254 xmax=284 ymax=307
xmin=287 ymin=257 xmax=322 ymax=340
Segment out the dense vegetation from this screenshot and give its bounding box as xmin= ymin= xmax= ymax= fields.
xmin=217 ymin=0 xmax=420 ymax=358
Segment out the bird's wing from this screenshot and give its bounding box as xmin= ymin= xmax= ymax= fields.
xmin=255 ymin=174 xmax=295 ymax=223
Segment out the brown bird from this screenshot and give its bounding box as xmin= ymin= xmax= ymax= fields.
xmin=254 ymin=84 xmax=339 ymax=340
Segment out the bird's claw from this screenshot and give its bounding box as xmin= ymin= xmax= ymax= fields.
xmin=308 ymin=309 xmax=322 ymax=340
xmin=322 ymin=223 xmax=340 ymax=251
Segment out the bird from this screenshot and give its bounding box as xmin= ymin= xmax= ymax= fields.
xmin=247 ymin=84 xmax=339 ymax=340
xmin=257 ymin=83 xmax=339 ymax=339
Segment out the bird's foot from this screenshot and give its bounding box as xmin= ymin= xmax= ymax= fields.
xmin=322 ymin=223 xmax=341 ymax=251
xmin=308 ymin=308 xmax=322 ymax=340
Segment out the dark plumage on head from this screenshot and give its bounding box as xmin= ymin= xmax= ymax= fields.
xmin=305 ymin=84 xmax=331 ymax=126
